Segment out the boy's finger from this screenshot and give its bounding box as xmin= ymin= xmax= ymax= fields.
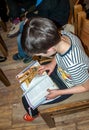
xmin=47 ymin=89 xmax=51 ymax=92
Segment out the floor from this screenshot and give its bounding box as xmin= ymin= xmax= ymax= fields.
xmin=0 ymin=22 xmax=89 ymax=130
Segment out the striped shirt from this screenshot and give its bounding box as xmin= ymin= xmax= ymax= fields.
xmin=56 ymin=31 xmax=89 ymax=88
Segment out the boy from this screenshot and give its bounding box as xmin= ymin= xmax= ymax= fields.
xmin=21 ymin=17 xmax=89 ymax=121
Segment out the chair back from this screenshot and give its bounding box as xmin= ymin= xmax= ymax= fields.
xmin=77 ymin=11 xmax=89 ymax=56
xmin=68 ymin=0 xmax=79 ymax=24
xmin=0 ymin=35 xmax=10 ymax=86
xmin=80 ymin=18 xmax=89 ymax=56
xmin=74 ymin=4 xmax=83 ymax=34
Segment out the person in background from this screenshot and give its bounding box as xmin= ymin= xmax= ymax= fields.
xmin=6 ymin=0 xmax=36 ymax=37
xmin=26 ymin=0 xmax=70 ymax=27
xmin=12 ymin=0 xmax=70 ymax=63
xmin=21 ymin=17 xmax=89 ymax=121
xmin=6 ymin=0 xmax=36 ymax=23
xmin=0 ymin=0 xmax=9 ymax=23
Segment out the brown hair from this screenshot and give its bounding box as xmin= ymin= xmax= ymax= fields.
xmin=21 ymin=17 xmax=61 ymax=56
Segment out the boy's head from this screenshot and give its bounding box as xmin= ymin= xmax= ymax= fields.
xmin=21 ymin=17 xmax=61 ymax=57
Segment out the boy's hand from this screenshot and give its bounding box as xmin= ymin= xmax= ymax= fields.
xmin=38 ymin=62 xmax=55 ymax=75
xmin=46 ymin=89 xmax=60 ymax=100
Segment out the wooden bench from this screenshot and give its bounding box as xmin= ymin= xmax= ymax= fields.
xmin=39 ymin=92 xmax=89 ymax=128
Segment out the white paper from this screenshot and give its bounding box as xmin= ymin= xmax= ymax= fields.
xmin=16 ymin=60 xmax=59 ymax=109
xmin=24 ymin=74 xmax=58 ymax=109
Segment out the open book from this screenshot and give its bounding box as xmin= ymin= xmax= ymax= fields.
xmin=16 ymin=60 xmax=59 ymax=109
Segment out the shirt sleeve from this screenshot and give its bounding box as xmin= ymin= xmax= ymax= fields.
xmin=68 ymin=63 xmax=89 ymax=85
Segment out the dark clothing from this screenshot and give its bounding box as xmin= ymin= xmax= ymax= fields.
xmin=22 ymin=66 xmax=72 ymax=117
xmin=22 ymin=96 xmax=39 ymax=117
xmin=0 ymin=0 xmax=9 ymax=22
xmin=26 ymin=0 xmax=70 ymax=27
xmin=6 ymin=0 xmax=36 ymax=20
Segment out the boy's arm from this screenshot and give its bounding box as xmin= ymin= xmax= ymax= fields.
xmin=46 ymin=79 xmax=89 ymax=99
xmin=59 ymin=79 xmax=89 ymax=94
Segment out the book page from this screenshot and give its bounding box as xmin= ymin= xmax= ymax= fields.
xmin=24 ymin=74 xmax=58 ymax=109
xmin=16 ymin=60 xmax=59 ymax=109
xmin=16 ymin=60 xmax=40 ymax=91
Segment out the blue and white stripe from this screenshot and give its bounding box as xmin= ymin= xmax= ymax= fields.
xmin=56 ymin=31 xmax=89 ymax=88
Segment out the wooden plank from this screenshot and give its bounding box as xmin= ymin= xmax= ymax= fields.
xmin=0 ymin=105 xmax=12 ymax=130
xmin=40 ymin=99 xmax=89 ymax=114
xmin=0 ymin=68 xmax=10 ymax=86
